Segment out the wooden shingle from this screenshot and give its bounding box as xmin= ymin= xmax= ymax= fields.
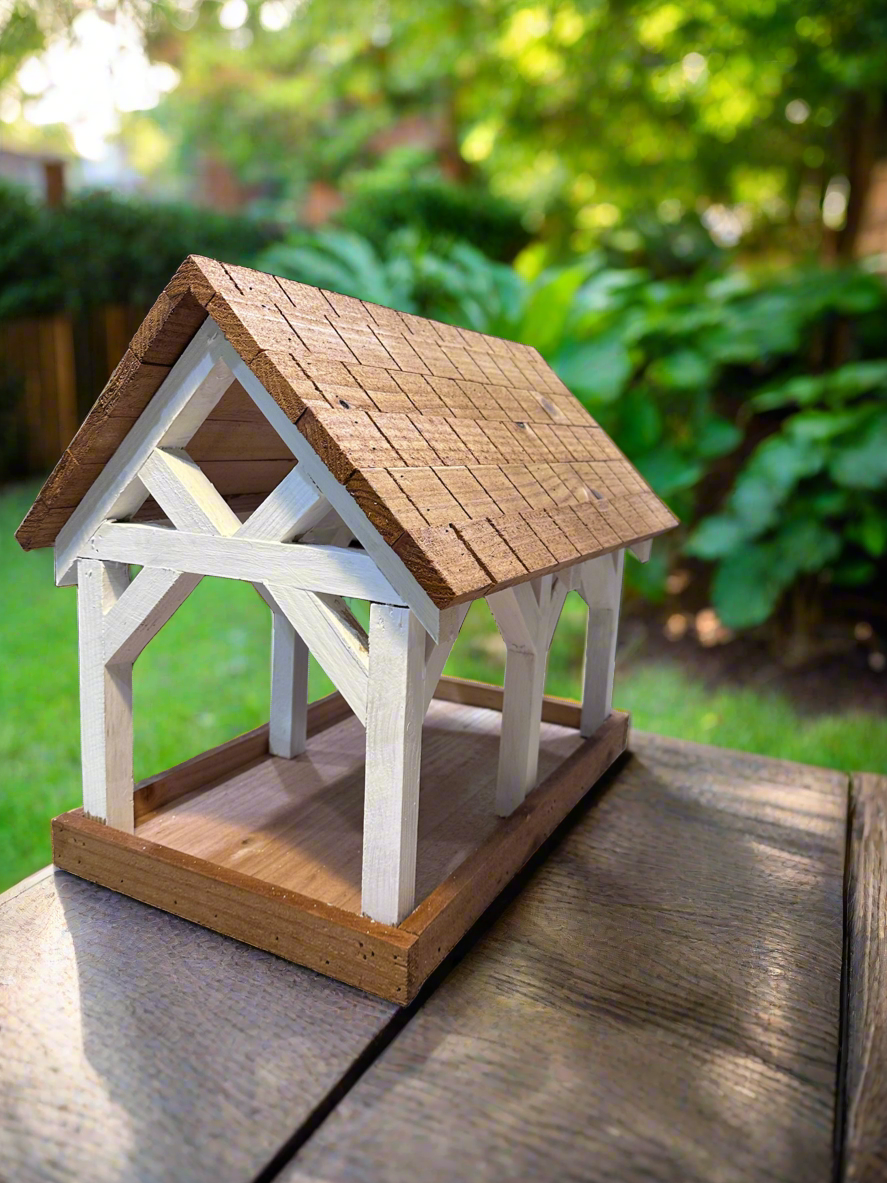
xmin=15 ymin=254 xmax=678 ymax=607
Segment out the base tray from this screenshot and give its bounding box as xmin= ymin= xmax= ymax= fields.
xmin=52 ymin=678 xmax=629 ymax=1003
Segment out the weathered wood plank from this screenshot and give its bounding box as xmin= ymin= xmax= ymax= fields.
xmin=0 ymin=869 xmax=397 ymax=1183
xmin=282 ymin=732 xmax=848 ymax=1183
xmin=841 ymin=772 xmax=887 ymax=1183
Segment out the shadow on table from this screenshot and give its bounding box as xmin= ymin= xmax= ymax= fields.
xmin=284 ymin=742 xmax=847 ymax=1183
xmin=55 ymin=870 xmax=395 ymax=1183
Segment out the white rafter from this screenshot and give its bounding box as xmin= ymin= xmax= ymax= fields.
xmin=216 ymin=336 xmax=441 ymax=640
xmin=54 ymin=320 xmax=231 ymax=586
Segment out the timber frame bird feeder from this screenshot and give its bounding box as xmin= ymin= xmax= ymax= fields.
xmin=16 ymin=256 xmax=678 ymax=1002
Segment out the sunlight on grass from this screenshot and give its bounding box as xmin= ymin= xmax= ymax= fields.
xmin=2 ymin=479 xmax=885 ymax=891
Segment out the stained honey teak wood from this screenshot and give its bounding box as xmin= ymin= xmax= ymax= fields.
xmin=15 ymin=258 xmax=677 ymax=993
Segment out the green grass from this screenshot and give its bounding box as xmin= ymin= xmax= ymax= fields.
xmin=2 ymin=479 xmax=886 ymax=892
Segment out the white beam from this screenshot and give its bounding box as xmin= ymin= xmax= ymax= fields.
xmin=629 ymin=538 xmax=652 ymax=563
xmin=138 ymin=447 xmax=241 ymax=537
xmin=578 ymin=549 xmax=625 ymax=737
xmin=269 ymin=611 xmax=309 ymax=758
xmin=219 ymin=338 xmax=441 ymax=641
xmin=77 ymin=558 xmax=134 ymax=832
xmin=103 ymin=566 xmax=203 ymax=665
xmin=82 ymin=522 xmax=407 ymax=605
xmin=236 ymin=465 xmax=329 ymax=543
xmin=361 ymin=603 xmax=425 ymax=925
xmin=268 ymin=583 xmax=369 ymax=724
xmin=55 ymin=320 xmax=230 ymax=586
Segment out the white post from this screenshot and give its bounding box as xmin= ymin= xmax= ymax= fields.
xmin=269 ymin=611 xmax=310 ymax=758
xmin=488 ymin=579 xmax=568 ymax=817
xmin=580 ymin=548 xmax=625 ymax=737
xmin=361 ymin=603 xmax=425 ymax=926
xmin=497 ymin=644 xmax=547 ymax=816
xmin=77 ymin=558 xmax=135 ymax=832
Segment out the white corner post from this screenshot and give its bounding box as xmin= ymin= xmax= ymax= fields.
xmin=579 ymin=548 xmax=625 ymax=737
xmin=488 ymin=577 xmax=569 ymax=818
xmin=361 ymin=603 xmax=425 ymax=926
xmin=77 ymin=558 xmax=135 ymax=832
xmin=269 ymin=611 xmax=309 ymax=758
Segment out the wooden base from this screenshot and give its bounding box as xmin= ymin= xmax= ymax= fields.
xmin=52 ymin=677 xmax=629 ymax=1003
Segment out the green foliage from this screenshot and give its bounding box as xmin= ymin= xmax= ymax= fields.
xmin=337 ymin=174 xmax=530 ymax=262
xmin=145 ymin=0 xmax=887 ymax=260
xmin=260 ymin=225 xmax=887 ymax=628
xmin=0 ymin=181 xmax=276 ymax=320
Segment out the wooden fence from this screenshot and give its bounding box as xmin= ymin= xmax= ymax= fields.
xmin=0 ymin=305 xmax=146 ymax=474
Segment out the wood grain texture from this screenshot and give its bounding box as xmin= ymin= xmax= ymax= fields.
xmin=283 ymin=731 xmax=848 ymax=1183
xmin=361 ymin=605 xmax=425 ymax=925
xmin=17 ymin=253 xmax=678 ymax=616
xmin=54 ymin=682 xmax=627 ymax=1002
xmin=77 ymin=558 xmax=134 ymax=831
xmin=841 ymin=772 xmax=887 ymax=1183
xmin=0 ymin=868 xmax=396 ymax=1183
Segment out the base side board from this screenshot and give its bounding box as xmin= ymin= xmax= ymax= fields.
xmin=53 ymin=682 xmax=629 ymax=1003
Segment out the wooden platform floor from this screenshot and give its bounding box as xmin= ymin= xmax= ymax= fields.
xmin=137 ymin=698 xmax=586 ymax=916
xmin=3 ymin=734 xmax=885 ymax=1183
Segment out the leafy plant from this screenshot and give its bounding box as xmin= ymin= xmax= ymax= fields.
xmin=0 ymin=182 xmax=276 ymax=320
xmin=261 ymin=227 xmax=887 ymax=631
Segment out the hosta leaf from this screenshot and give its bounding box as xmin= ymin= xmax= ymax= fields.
xmin=648 ymin=348 xmax=714 ymax=391
xmin=695 ymin=415 xmax=742 ymax=458
xmin=554 ymin=337 xmax=632 ymax=403
xmin=687 ymin=514 xmax=750 ymax=559
xmin=829 ymin=415 xmax=887 ymax=489
xmin=712 ymin=545 xmax=793 ymax=629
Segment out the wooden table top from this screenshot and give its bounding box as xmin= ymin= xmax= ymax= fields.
xmin=1 ymin=732 xmax=884 ymax=1183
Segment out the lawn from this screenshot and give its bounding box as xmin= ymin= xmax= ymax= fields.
xmin=3 ymin=478 xmax=886 ymax=893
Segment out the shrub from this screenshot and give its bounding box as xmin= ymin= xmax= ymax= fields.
xmin=0 ymin=181 xmax=277 ymax=320
xmin=336 ymin=175 xmax=530 ymax=263
xmin=259 ymin=228 xmax=887 ymax=633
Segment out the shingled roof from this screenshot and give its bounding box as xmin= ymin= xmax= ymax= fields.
xmin=16 ymin=255 xmax=677 ymax=607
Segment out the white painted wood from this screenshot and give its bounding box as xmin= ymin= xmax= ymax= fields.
xmin=497 ymin=646 xmax=547 ymax=816
xmin=361 ymin=604 xmax=425 ymax=925
xmin=138 ymin=447 xmax=241 ymax=536
xmin=422 ymin=602 xmax=470 ymax=712
xmin=268 ymin=583 xmax=369 ymax=724
xmin=236 ymin=465 xmax=329 ymax=543
xmin=102 ymin=566 xmax=203 ymax=665
xmin=579 ymin=549 xmax=625 ymax=737
xmin=487 ymin=575 xmax=570 ymax=816
xmin=541 ymin=577 xmax=570 ymax=651
xmin=299 ymin=507 xmax=352 ymax=548
xmin=629 ymin=538 xmax=653 ymax=562
xmin=77 ymin=558 xmax=134 ymax=832
xmin=269 ymin=611 xmax=309 ymax=758
xmin=83 ymin=522 xmax=407 ymax=605
xmin=220 ymin=339 xmax=441 ymax=641
xmin=55 ymin=321 xmax=230 ymax=585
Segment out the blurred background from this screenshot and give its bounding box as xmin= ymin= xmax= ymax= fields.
xmin=2 ymin=0 xmax=886 ymax=888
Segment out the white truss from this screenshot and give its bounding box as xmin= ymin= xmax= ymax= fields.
xmin=63 ymin=311 xmax=636 ymax=923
